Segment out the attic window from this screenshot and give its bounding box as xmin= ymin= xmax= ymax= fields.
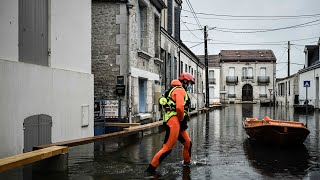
xmin=259 ymin=51 xmax=262 ymax=54
xmin=236 ymin=51 xmax=239 ymax=54
xmin=237 ymin=55 xmax=241 ymax=57
xmin=260 ymin=54 xmax=264 ymax=57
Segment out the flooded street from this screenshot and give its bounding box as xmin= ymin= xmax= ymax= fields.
xmin=2 ymin=104 xmax=320 ymax=179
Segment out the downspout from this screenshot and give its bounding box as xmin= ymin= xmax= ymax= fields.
xmin=126 ymin=2 xmax=133 ymax=123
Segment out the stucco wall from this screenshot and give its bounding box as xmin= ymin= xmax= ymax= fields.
xmin=0 ymin=0 xmax=94 ymax=157
xmin=0 ymin=0 xmax=18 ymax=61
xmin=0 ymin=61 xmax=93 ymax=157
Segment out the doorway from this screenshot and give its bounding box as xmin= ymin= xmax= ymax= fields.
xmin=139 ymin=78 xmax=147 ymax=113
xmin=242 ymin=84 xmax=253 ymax=101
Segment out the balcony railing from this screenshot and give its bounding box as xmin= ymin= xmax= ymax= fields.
xmin=226 ymin=76 xmax=238 ymax=85
xmin=227 ymin=94 xmax=236 ymax=98
xmin=241 ymin=76 xmax=254 ymax=81
xmin=209 ymin=77 xmax=216 ymax=84
xmin=258 ymin=76 xmax=270 ymax=85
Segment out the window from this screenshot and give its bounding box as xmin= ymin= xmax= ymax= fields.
xmin=174 ymin=6 xmax=180 ymax=40
xmin=173 ymin=57 xmax=177 ymax=79
xmin=289 ymin=80 xmax=291 ymax=95
xmin=167 ymin=0 xmax=173 ymax=34
xmin=209 ymin=87 xmax=214 ymax=99
xmin=180 ymin=61 xmax=183 ymax=74
xmin=260 ymin=85 xmax=266 ymax=96
xmin=209 ymin=70 xmax=215 ymax=84
xmin=242 ymin=67 xmax=253 ymax=79
xmin=154 ymin=15 xmax=160 ymax=58
xmin=209 ymin=70 xmax=214 ymax=78
xmin=160 ymin=49 xmax=166 ymax=86
xmin=138 ymin=1 xmax=148 ymax=51
xmin=166 ymin=53 xmax=172 ymax=89
xmin=228 ymin=85 xmax=235 ymax=98
xmin=189 ymin=66 xmax=191 ymax=73
xmin=278 ymin=83 xmax=285 ymax=96
xmin=185 ymin=64 xmax=188 ymax=72
xmin=260 ymin=67 xmax=266 ymax=76
xmin=229 ymin=67 xmax=235 ymax=76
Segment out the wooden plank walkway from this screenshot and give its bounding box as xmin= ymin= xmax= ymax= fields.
xmin=0 ymin=146 xmax=68 ymax=173
xmin=94 ymin=122 xmax=141 ymax=127
xmin=35 ymin=120 xmax=164 ymax=149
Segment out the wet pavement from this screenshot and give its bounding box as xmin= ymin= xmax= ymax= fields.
xmin=1 ymin=104 xmax=320 ymax=179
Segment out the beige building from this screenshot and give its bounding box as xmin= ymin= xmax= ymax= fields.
xmin=219 ymin=50 xmax=276 ymax=104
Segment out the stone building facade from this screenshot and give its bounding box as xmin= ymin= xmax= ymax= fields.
xmin=92 ymin=0 xmax=165 ymax=122
xmin=220 ymin=50 xmax=276 ymax=104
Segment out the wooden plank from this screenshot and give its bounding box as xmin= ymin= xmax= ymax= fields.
xmin=35 ymin=121 xmax=164 ymax=149
xmin=94 ymin=122 xmax=141 ymax=127
xmin=124 ymin=121 xmax=163 ymax=131
xmin=0 ymin=146 xmax=68 ymax=173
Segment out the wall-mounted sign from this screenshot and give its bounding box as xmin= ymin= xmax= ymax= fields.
xmin=117 ymin=76 xmax=125 ymax=85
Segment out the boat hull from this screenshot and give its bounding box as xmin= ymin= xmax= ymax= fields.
xmin=243 ymin=118 xmax=310 ymax=145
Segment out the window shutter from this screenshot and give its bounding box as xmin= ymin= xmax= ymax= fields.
xmin=174 ymin=7 xmax=180 ymax=41
xmin=167 ymin=0 xmax=172 ymax=34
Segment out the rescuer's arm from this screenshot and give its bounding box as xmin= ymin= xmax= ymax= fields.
xmin=172 ymin=88 xmax=185 ymax=121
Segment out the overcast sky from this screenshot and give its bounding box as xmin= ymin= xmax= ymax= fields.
xmin=180 ymin=0 xmax=320 ymax=78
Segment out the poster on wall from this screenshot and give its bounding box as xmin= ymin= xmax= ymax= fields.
xmin=103 ymin=100 xmax=118 ymax=118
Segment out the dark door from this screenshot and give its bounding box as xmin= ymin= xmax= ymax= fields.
xmin=242 ymin=84 xmax=253 ymax=101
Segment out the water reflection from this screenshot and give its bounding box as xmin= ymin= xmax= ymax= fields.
xmin=243 ymin=139 xmax=310 ymax=178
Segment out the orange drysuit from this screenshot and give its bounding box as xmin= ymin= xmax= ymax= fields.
xmin=148 ymin=80 xmax=192 ymax=170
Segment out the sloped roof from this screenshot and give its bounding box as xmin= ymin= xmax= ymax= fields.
xmin=197 ymin=55 xmax=220 ymax=67
xmin=220 ymin=50 xmax=276 ymax=62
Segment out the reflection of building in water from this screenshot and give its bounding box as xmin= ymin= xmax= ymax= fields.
xmin=243 ymin=140 xmax=310 ymax=177
xmin=242 ymin=104 xmax=253 ymax=118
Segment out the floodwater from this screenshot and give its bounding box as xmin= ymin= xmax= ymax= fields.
xmin=1 ymin=104 xmax=320 ymax=180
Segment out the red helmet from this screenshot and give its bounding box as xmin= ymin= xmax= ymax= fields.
xmin=179 ymin=72 xmax=195 ymax=84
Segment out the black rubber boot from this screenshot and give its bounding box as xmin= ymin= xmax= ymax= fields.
xmin=145 ymin=164 xmax=156 ymax=175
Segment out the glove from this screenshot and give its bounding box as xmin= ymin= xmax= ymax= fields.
xmin=180 ymin=115 xmax=189 ymax=130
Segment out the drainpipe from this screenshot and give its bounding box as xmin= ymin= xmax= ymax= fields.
xmin=126 ymin=2 xmax=133 ymax=123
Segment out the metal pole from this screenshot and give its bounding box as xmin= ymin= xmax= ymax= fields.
xmin=204 ymin=26 xmax=209 ymax=107
xmin=306 ymin=86 xmax=308 ymax=127
xmin=288 ymin=41 xmax=290 ymax=77
xmin=118 ymin=97 xmax=121 ymax=122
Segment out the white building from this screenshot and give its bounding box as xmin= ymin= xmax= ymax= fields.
xmin=297 ymin=42 xmax=320 ymax=108
xmin=0 ymin=0 xmax=94 ymax=157
xmin=275 ymin=74 xmax=299 ymax=107
xmin=220 ymin=50 xmax=276 ymax=104
xmin=198 ymin=55 xmax=221 ymax=104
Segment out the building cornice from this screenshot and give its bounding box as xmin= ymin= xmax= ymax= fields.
xmin=161 ymin=27 xmax=180 ymax=47
xmin=150 ymin=0 xmax=166 ymax=11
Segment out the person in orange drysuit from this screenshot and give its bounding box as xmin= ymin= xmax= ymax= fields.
xmin=145 ymin=72 xmax=195 ymax=174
